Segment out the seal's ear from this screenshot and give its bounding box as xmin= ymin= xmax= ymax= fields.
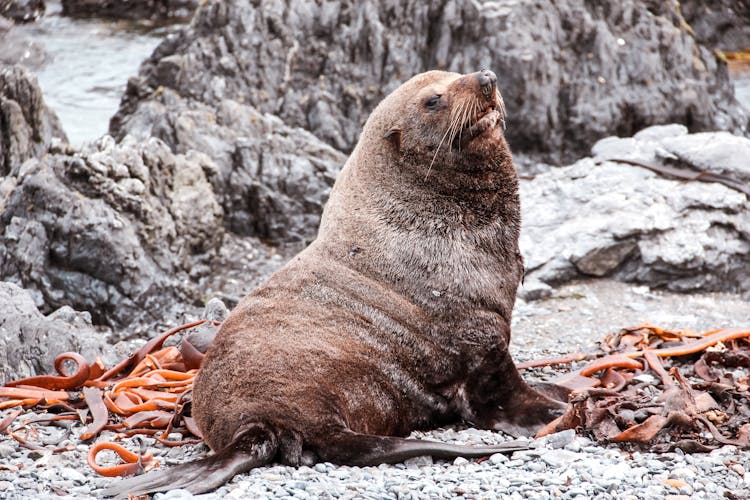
xmin=384 ymin=128 xmax=401 ymax=151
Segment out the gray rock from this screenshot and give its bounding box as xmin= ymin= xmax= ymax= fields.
xmin=0 ymin=65 xmax=67 ymax=176
xmin=0 ymin=17 xmax=45 ymax=68
xmin=111 ymin=0 xmax=746 ymax=165
xmin=60 ymin=0 xmax=198 ymax=20
xmin=593 ymin=124 xmax=750 ymax=186
xmin=660 ymin=132 xmax=750 ymax=185
xmin=541 ymin=430 xmax=577 ymax=450
xmin=522 ymin=129 xmax=750 ymax=296
xmin=111 ymin=89 xmax=345 ymax=242
xmin=0 ymin=281 xmax=107 ymax=385
xmin=0 ymin=0 xmax=45 ymax=23
xmin=681 ymin=0 xmax=750 ymax=51
xmin=0 ymin=135 xmax=224 ymax=328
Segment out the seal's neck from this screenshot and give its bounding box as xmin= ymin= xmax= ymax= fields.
xmin=381 ymin=147 xmax=520 ymax=232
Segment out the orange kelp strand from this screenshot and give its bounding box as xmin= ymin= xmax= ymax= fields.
xmin=80 ymin=387 xmax=109 ymax=441
xmin=0 ymin=387 xmax=71 ymax=401
xmin=5 ymin=352 xmax=90 ymax=390
xmin=87 ymin=442 xmax=158 ymax=477
xmin=517 ymin=352 xmax=589 ymax=370
xmin=579 ymin=354 xmax=643 ymax=377
xmin=97 ymin=320 xmax=208 ymax=381
xmin=647 ymin=327 xmax=750 ymax=358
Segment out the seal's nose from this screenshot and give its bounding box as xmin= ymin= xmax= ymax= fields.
xmin=478 ymin=69 xmax=497 ymax=98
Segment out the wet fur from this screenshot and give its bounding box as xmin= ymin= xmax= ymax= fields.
xmin=103 ymin=71 xmax=565 ymax=498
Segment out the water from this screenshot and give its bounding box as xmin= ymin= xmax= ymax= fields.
xmin=14 ymin=2 xmax=185 ymax=147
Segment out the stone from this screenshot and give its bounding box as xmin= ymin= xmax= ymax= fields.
xmin=60 ymin=0 xmax=198 ymax=20
xmin=0 ymin=65 xmax=67 ymax=176
xmin=0 ymin=16 xmax=45 ymax=69
xmin=522 ymin=129 xmax=750 ymax=297
xmin=111 ymin=0 xmax=747 ymax=166
xmin=681 ymin=0 xmax=750 ymax=51
xmin=0 ymin=135 xmax=224 ymax=329
xmin=0 ymin=0 xmax=45 ymax=23
xmin=111 ymin=89 xmax=345 ymax=242
xmin=0 ymin=281 xmax=107 ymax=385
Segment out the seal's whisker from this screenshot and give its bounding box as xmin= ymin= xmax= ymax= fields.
xmin=457 ymin=99 xmax=471 ymax=151
xmin=446 ymin=104 xmax=459 ymax=153
xmin=451 ymin=100 xmax=468 ymax=151
xmin=427 ymin=117 xmax=457 ymax=180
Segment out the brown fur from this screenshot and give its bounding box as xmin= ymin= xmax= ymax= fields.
xmin=104 ymin=70 xmax=566 ymax=498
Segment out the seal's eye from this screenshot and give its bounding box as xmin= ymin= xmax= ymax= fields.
xmin=424 ymin=94 xmax=441 ymax=111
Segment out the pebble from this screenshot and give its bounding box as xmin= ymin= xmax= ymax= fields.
xmin=60 ymin=467 xmax=87 ymax=484
xmin=0 ymin=444 xmax=14 ymax=459
xmin=543 ymin=429 xmax=576 ymax=449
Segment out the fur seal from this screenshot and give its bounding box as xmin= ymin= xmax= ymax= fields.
xmin=104 ymin=69 xmax=566 ymax=497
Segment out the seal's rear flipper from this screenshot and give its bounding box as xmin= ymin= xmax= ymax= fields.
xmin=317 ymin=432 xmax=529 ymax=466
xmin=100 ymin=424 xmax=277 ymax=499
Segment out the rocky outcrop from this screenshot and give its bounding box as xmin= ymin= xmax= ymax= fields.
xmin=0 ymin=281 xmax=107 ymax=385
xmin=0 ymin=17 xmax=45 ymax=68
xmin=0 ymin=65 xmax=66 ymax=176
xmin=520 ymin=126 xmax=750 ymax=299
xmin=111 ymin=88 xmax=345 ymax=242
xmin=112 ymin=0 xmax=747 ymax=166
xmin=0 ymin=135 xmax=224 ymax=328
xmin=681 ymin=0 xmax=750 ymax=51
xmin=0 ymin=0 xmax=45 ymax=23
xmin=60 ymin=0 xmax=198 ymax=20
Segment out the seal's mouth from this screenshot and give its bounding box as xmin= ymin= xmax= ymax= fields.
xmin=453 ymin=100 xmax=505 ymax=149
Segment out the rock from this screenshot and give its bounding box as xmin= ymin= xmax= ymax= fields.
xmin=111 ymin=0 xmax=747 ymax=165
xmin=592 ymin=124 xmax=750 ymax=186
xmin=0 ymin=65 xmax=66 ymax=175
xmin=112 ymin=88 xmax=345 ymax=242
xmin=659 ymin=132 xmax=750 ymax=185
xmin=681 ymin=0 xmax=750 ymax=51
xmin=521 ymin=128 xmax=750 ymax=296
xmin=0 ymin=135 xmax=224 ymax=329
xmin=0 ymin=16 xmax=45 ymax=68
xmin=0 ymin=281 xmax=107 ymax=385
xmin=60 ymin=0 xmax=198 ymax=20
xmin=0 ymin=0 xmax=45 ymax=23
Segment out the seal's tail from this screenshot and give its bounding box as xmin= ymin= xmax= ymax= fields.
xmin=318 ymin=431 xmax=530 ymax=466
xmin=101 ymin=426 xmax=529 ymax=498
xmin=100 ymin=423 xmax=277 ymax=499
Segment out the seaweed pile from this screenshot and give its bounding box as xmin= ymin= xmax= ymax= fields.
xmin=529 ymin=325 xmax=750 ymax=451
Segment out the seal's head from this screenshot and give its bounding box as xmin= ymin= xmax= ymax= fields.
xmin=369 ymin=70 xmax=509 ymax=174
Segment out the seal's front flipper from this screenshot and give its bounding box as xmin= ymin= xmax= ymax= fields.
xmin=529 ymin=381 xmax=573 ymax=403
xmin=100 ymin=424 xmax=277 ymax=499
xmin=316 ymin=431 xmax=529 ymax=466
xmin=476 ymin=388 xmax=569 ymax=438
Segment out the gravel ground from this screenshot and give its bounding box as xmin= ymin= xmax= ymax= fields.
xmin=1 ymin=279 xmax=749 ymax=499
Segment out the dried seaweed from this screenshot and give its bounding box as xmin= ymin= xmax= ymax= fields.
xmin=534 ymin=325 xmax=750 ymax=451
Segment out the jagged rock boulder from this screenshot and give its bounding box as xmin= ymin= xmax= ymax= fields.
xmin=61 ymin=0 xmax=198 ymax=20
xmin=520 ymin=126 xmax=750 ymax=299
xmin=0 ymin=135 xmax=224 ymax=328
xmin=0 ymin=0 xmax=45 ymax=23
xmin=112 ymin=0 xmax=746 ymax=165
xmin=0 ymin=16 xmax=45 ymax=67
xmin=0 ymin=281 xmax=107 ymax=385
xmin=0 ymin=66 xmax=65 ymax=176
xmin=111 ymin=88 xmax=345 ymax=242
xmin=592 ymin=123 xmax=750 ymax=186
xmin=681 ymin=0 xmax=750 ymax=51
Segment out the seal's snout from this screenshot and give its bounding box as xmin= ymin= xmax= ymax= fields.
xmin=477 ymin=69 xmax=497 ymax=99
